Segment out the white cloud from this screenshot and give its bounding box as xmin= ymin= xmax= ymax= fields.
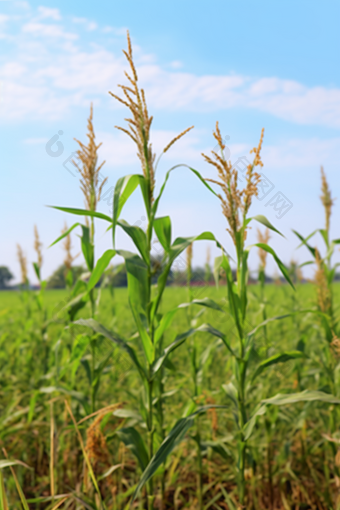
xmin=37 ymin=6 xmax=61 ymax=21
xmin=97 ymin=129 xmax=208 ymax=168
xmin=96 ymin=129 xmax=340 ymax=186
xmin=102 ymin=26 xmax=127 ymax=35
xmin=23 ymin=137 xmax=47 ymax=144
xmin=1 ymin=4 xmax=340 ymax=130
xmin=72 ymin=17 xmax=97 ymax=31
xmin=0 ymin=14 xmax=10 ymax=24
xmin=170 ymin=60 xmax=183 ymax=69
xmin=22 ymin=22 xmax=77 ymax=39
xmin=263 ymin=137 xmax=340 ymax=170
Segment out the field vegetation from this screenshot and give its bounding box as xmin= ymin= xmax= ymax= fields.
xmin=1 ymin=32 xmax=340 ymax=510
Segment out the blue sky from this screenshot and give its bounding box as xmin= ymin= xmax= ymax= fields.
xmin=1 ymin=0 xmax=340 ymax=282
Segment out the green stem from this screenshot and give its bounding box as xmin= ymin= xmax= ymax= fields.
xmin=191 ymin=341 xmax=203 ymax=509
xmin=147 ymin=371 xmax=154 ymax=508
xmin=196 ymin=417 xmax=203 ymax=510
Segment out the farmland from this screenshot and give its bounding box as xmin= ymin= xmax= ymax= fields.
xmin=1 ymin=29 xmax=340 ymax=510
xmin=1 ymin=282 xmax=340 ymax=509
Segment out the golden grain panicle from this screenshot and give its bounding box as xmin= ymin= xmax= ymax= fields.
xmin=72 ymin=104 xmax=107 ymax=216
xmin=109 ymin=31 xmax=194 ymax=202
xmin=33 ymin=224 xmax=43 ymax=269
xmin=202 ymin=122 xmax=264 ymax=244
xmin=320 ymin=166 xmax=334 ymax=232
xmin=16 ymin=244 xmax=28 ymax=285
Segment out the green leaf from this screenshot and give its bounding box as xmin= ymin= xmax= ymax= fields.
xmin=151 ymin=164 xmax=218 ymax=219
xmin=220 ymin=485 xmax=238 ymax=510
xmin=69 ymin=335 xmax=90 ymax=380
xmin=153 ymin=328 xmax=197 ymax=376
xmin=49 ymin=222 xmax=81 ymax=247
xmin=49 ymin=206 xmax=112 ymax=222
xmin=292 ymin=230 xmax=317 ymax=258
xmin=240 ymin=249 xmax=249 ymax=320
xmin=80 ymin=225 xmax=94 ymax=271
xmin=252 ymin=351 xmax=304 ymax=381
xmin=186 ymin=165 xmax=219 ymax=197
xmin=117 ymin=250 xmax=155 ymax=364
xmin=196 ymin=323 xmax=236 ymax=357
xmin=263 ymin=390 xmax=340 ymax=406
xmin=154 ymin=309 xmax=178 ymax=345
xmin=32 ymin=262 xmax=40 ymax=282
xmin=87 ymin=249 xmax=116 ymax=293
xmin=116 ymin=427 xmax=149 ymax=471
xmin=250 ymin=243 xmax=295 ymax=290
xmin=243 ymin=405 xmax=267 ymax=440
xmin=178 ymin=298 xmax=224 ymax=312
xmin=247 ymin=309 xmax=329 ymax=339
xmin=219 ymin=254 xmax=243 ymax=338
xmin=117 ymin=221 xmax=149 ymax=264
xmin=154 ymin=216 xmax=172 ymax=252
xmin=112 ymin=174 xmax=145 ymax=246
xmin=250 ymin=215 xmax=284 ymax=237
xmin=132 ymin=416 xmax=194 ymax=502
xmin=298 ymin=260 xmax=314 ymax=268
xmin=151 ymin=231 xmax=224 ymax=322
xmin=0 ymin=460 xmax=31 ymax=470
xmin=319 ymin=228 xmax=329 ymax=248
xmin=113 ymin=409 xmax=143 ymax=422
xmin=132 ymin=405 xmax=226 ymax=503
xmin=74 ymin=318 xmax=147 ymax=381
xmin=222 ymin=382 xmax=238 ymax=409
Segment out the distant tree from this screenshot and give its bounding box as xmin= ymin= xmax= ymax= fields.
xmin=46 ymin=265 xmax=85 ymax=289
xmin=0 ymin=266 xmax=14 ymax=289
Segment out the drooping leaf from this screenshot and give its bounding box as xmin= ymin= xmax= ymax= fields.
xmin=178 ymin=298 xmax=224 ymax=312
xmin=74 ymin=318 xmax=147 ymax=381
xmin=0 ymin=460 xmax=31 ymax=470
xmin=263 ymin=390 xmax=340 ymax=406
xmin=49 ymin=206 xmax=112 ymax=222
xmin=151 ymin=164 xmax=218 ymax=219
xmin=250 ymin=215 xmax=284 ymax=237
xmin=247 ymin=309 xmax=330 ymax=339
xmin=250 ymin=243 xmax=295 ymax=289
xmin=117 ymin=221 xmax=149 ymax=264
xmin=196 ymin=323 xmax=236 ymax=357
xmin=252 ymin=351 xmax=305 ymax=381
xmin=201 ymin=440 xmax=233 ymax=461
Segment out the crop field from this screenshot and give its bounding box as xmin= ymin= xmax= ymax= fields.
xmin=1 ymin=32 xmax=340 ymax=510
xmin=1 ymin=282 xmax=340 ymax=510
